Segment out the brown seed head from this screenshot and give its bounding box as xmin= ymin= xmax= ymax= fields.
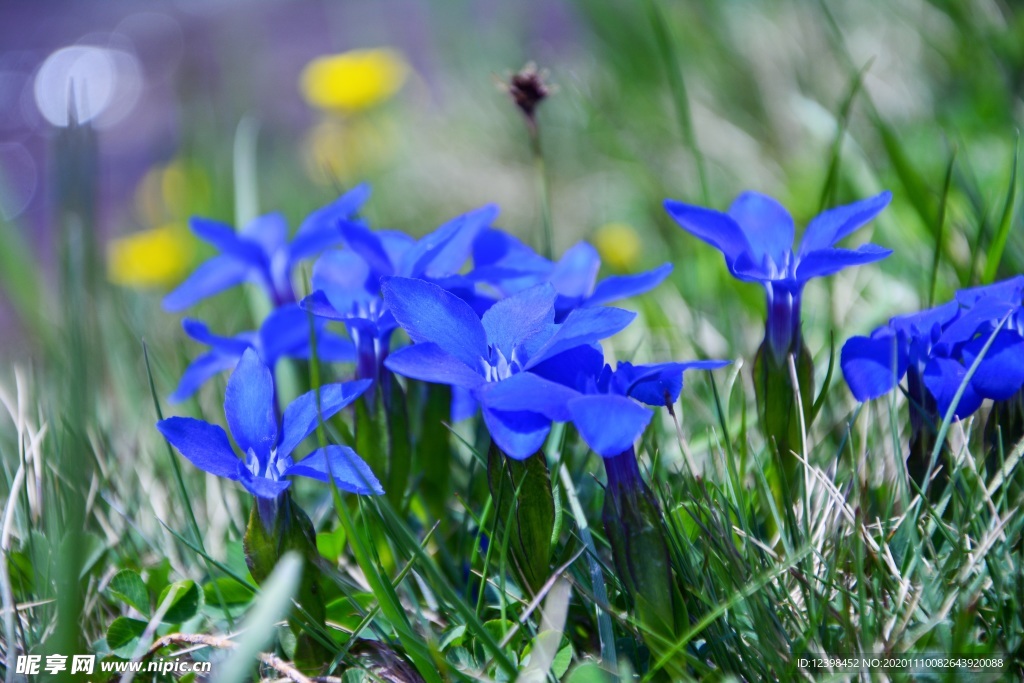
xmin=502 ymin=62 xmax=550 ymax=125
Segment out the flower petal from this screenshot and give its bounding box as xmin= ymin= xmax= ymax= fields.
xmin=236 ymin=465 xmax=292 ymax=499
xmin=961 ymin=330 xmax=1024 ymax=401
xmin=481 ymin=283 xmax=557 ymax=357
xmin=169 ymin=352 xmax=239 ymax=403
xmin=300 ymin=290 xmax=347 ymax=322
xmin=287 ymin=226 xmax=348 ymax=265
xmin=937 ymin=300 xmax=1015 ymax=346
xmin=315 ymin=331 xmax=357 ymax=363
xmin=404 ymin=204 xmax=498 ymax=279
xmin=384 ymin=342 xmax=485 ymax=389
xmin=923 ymin=357 xmax=983 ymax=420
xmin=313 ymin=250 xmax=377 ymax=310
xmin=258 ymin=304 xmax=317 ymax=363
xmin=526 ymin=306 xmax=636 ymax=368
xmin=470 ymin=229 xmax=552 ymax=293
xmin=295 ymin=184 xmax=370 ymax=237
xmin=549 ymin=242 xmax=600 ymax=300
xmin=278 ymin=380 xmax=373 ymax=459
xmin=189 ymin=217 xmax=266 ymax=264
xmin=586 ymin=263 xmax=673 ymax=308
xmin=840 ymin=331 xmax=907 ymax=402
xmin=727 ymin=192 xmax=794 ymax=268
xmin=528 ymin=344 xmax=605 ymax=391
xmin=955 ymin=275 xmax=1024 ymax=308
xmin=798 ymin=191 xmax=892 ymax=256
xmin=664 ymin=199 xmax=750 ymax=268
xmin=567 ymin=395 xmax=653 ymax=457
xmin=794 ymin=244 xmax=892 ymax=282
xmin=482 ymin=407 xmax=551 ymax=460
xmin=287 ymin=445 xmax=384 ymax=495
xmin=339 ymin=221 xmax=395 ymax=277
xmin=182 ymin=319 xmax=252 ymax=355
xmin=224 ymin=348 xmax=278 ymax=462
xmin=239 ymin=213 xmax=288 ymax=256
xmin=156 ymin=417 xmax=241 ymax=479
xmin=162 ymin=256 xmax=250 ymax=311
xmin=623 ymin=360 xmax=730 ymax=406
xmin=381 ymin=277 xmax=488 ymax=369
xmin=451 ymin=386 xmax=479 ymax=422
xmin=477 ymin=372 xmax=580 ymax=422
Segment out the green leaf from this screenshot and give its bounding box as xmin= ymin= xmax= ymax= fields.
xmin=564 ymin=661 xmax=611 ymax=683
xmin=355 ymin=388 xmax=390 ymax=494
xmin=384 ymin=373 xmax=412 ymax=509
xmin=156 ymin=580 xmax=202 ymax=624
xmin=487 ymin=445 xmax=555 ymax=595
xmin=482 ymin=618 xmax=518 ymax=651
xmin=202 ymin=577 xmax=255 ymax=607
xmin=439 ymin=624 xmax=466 ymax=651
xmin=106 ymin=617 xmax=148 ymax=657
xmin=417 ymin=383 xmax=453 ymax=519
xmin=316 ymin=526 xmax=347 ymax=562
xmin=144 ymin=559 xmax=172 ymax=601
xmin=983 ymin=134 xmax=1020 ymax=284
xmin=109 ymin=570 xmax=150 ymax=617
xmin=552 ymin=643 xmax=573 ymax=678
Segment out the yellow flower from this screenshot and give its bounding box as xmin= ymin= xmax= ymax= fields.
xmin=107 ymin=224 xmax=194 ymax=288
xmin=303 ymin=116 xmax=398 ymax=184
xmin=594 ymin=222 xmax=643 ymax=272
xmin=300 ymin=48 xmax=408 ymax=112
xmin=135 ymin=160 xmax=211 ymax=226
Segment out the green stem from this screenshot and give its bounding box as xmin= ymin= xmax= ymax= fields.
xmin=531 ymin=128 xmax=555 ymax=260
xmin=645 ymin=0 xmax=709 ymax=203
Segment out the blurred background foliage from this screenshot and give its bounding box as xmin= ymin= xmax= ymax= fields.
xmin=2 ymin=0 xmax=1023 ymax=364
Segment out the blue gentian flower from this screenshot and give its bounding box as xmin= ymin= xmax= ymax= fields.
xmin=841 ymin=277 xmax=1024 ymax=421
xmin=163 ymin=185 xmax=369 ymax=311
xmin=300 ymin=205 xmax=497 ymax=385
xmin=841 ymin=301 xmax=959 ymax=410
xmin=157 ymin=348 xmax=382 ymax=503
xmin=470 ymin=229 xmax=672 ymax=321
xmin=665 ymin=191 xmax=892 ymax=362
xmin=530 ymin=345 xmax=728 ymax=456
xmin=381 ymin=277 xmax=635 ymax=458
xmin=170 ymin=304 xmax=356 ymax=403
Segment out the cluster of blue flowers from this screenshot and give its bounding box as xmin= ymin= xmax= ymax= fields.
xmin=153 ymin=179 xmax=1024 ymax=657
xmin=841 ymin=276 xmax=1024 ymax=431
xmin=156 ymin=183 xmax=714 ymax=516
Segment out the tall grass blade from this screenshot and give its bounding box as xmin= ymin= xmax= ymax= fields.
xmin=982 ymin=133 xmax=1019 ymax=284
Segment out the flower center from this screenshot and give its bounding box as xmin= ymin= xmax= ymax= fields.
xmin=246 ymin=447 xmax=291 ymax=481
xmin=482 ymin=346 xmax=521 ymax=382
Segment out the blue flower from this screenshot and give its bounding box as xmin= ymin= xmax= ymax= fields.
xmin=381 ymin=277 xmax=635 ymax=458
xmin=163 ymin=185 xmax=369 ymax=311
xmin=169 ymin=304 xmax=355 ymax=403
xmin=300 ymin=205 xmax=497 ymax=384
xmin=841 ymin=277 xmax=1024 ymax=421
xmin=470 ymin=229 xmax=672 ymax=321
xmin=665 ymin=191 xmax=892 ymax=362
xmin=157 ymin=348 xmax=382 ymax=499
xmin=530 ymin=345 xmax=728 ymax=456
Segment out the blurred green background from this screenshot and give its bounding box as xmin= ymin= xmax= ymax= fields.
xmin=3 ymin=0 xmax=1023 ymax=366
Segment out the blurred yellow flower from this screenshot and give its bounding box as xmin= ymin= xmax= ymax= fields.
xmin=300 ymin=48 xmax=408 ymax=112
xmin=107 ymin=224 xmax=194 ymax=288
xmin=135 ymin=160 xmax=212 ymax=227
xmin=303 ymin=116 xmax=398 ymax=185
xmin=594 ymin=222 xmax=643 ymax=272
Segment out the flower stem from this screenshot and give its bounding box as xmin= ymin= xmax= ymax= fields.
xmin=530 ymin=127 xmax=555 ymax=260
